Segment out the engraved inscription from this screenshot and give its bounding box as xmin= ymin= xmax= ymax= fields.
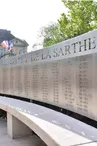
xmin=51 ymin=62 xmax=60 ymax=104
xmin=31 ymin=65 xmax=39 ymax=99
xmin=62 ymin=59 xmax=75 ymax=110
xmin=18 ymin=66 xmax=23 ymax=96
xmin=24 ymin=66 xmax=29 ymax=97
xmin=10 ymin=67 xmax=15 ymax=95
xmin=0 ymin=29 xmax=97 ymax=122
xmin=76 ymin=56 xmax=92 ymax=115
xmin=41 ymin=63 xmax=49 ymax=101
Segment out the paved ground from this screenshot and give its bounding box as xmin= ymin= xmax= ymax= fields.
xmin=0 ymin=119 xmax=46 ymax=146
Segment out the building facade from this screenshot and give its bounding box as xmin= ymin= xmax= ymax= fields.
xmin=12 ymin=38 xmax=28 ymax=55
xmin=0 ymin=29 xmax=29 ymax=57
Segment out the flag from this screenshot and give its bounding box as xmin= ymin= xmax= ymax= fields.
xmin=8 ymin=40 xmax=13 ymax=52
xmin=1 ymin=40 xmax=13 ymax=52
xmin=1 ymin=40 xmax=8 ymax=49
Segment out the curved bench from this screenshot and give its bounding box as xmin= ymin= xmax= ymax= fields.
xmin=0 ymin=96 xmax=97 ymax=146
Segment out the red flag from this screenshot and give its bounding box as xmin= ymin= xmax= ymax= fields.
xmin=1 ymin=40 xmax=8 ymax=49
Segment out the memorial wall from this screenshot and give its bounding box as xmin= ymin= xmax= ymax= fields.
xmin=0 ymin=30 xmax=97 ymax=121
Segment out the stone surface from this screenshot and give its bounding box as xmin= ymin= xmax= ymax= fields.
xmin=0 ymin=30 xmax=97 ymax=122
xmin=0 ymin=119 xmax=46 ymax=146
xmin=0 ymin=97 xmax=97 ymax=145
xmin=7 ymin=113 xmax=32 ymax=139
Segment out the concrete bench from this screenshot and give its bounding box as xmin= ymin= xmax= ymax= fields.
xmin=0 ymin=96 xmax=97 ymax=146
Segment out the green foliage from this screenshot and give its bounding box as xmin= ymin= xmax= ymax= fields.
xmin=34 ymin=0 xmax=97 ymax=48
xmin=40 ymin=23 xmax=65 ymax=47
xmin=58 ymin=0 xmax=97 ymax=38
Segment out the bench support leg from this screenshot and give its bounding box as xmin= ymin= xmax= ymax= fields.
xmin=7 ymin=113 xmax=32 ymax=139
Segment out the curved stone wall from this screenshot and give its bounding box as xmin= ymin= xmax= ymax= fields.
xmin=0 ymin=30 xmax=97 ymax=121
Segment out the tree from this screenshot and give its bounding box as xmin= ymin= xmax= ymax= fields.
xmin=40 ymin=23 xmax=65 ymax=47
xmin=32 ymin=43 xmax=42 ymax=51
xmin=58 ymin=0 xmax=97 ymax=38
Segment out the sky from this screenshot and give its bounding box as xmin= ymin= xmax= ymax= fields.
xmin=0 ymin=0 xmax=66 ymax=52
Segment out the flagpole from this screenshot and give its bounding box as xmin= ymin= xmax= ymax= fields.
xmin=1 ymin=40 xmax=14 ymax=58
xmin=4 ymin=47 xmax=5 ymax=58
